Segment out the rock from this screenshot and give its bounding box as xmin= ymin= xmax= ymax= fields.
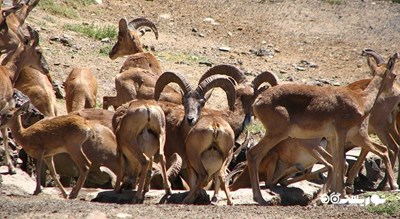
xmin=255 ymin=48 xmax=274 ymax=57
xmin=93 ymin=0 xmax=102 ymax=4
xmin=199 ymin=61 xmax=213 ymax=67
xmin=296 ymin=66 xmax=306 ymax=71
xmin=159 ymin=13 xmax=171 ymax=20
xmin=218 ymin=47 xmax=231 ymax=52
xmin=0 ymin=167 xmax=36 ymax=196
xmin=203 ymin=17 xmax=219 ymax=25
xmin=101 ymin=38 xmax=110 ymax=43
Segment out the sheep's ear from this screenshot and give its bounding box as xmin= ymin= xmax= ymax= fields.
xmin=119 ymin=18 xmax=129 ymax=33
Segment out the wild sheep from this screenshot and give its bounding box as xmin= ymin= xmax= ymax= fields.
xmin=2 ymin=26 xmax=57 ymax=117
xmin=154 ymin=71 xmax=237 ymax=197
xmin=112 ymin=99 xmax=171 ymax=203
xmin=0 ymin=65 xmax=15 ymax=174
xmin=103 ymin=17 xmax=182 ymax=110
xmin=102 ymin=59 xmax=182 ymax=110
xmin=247 ymin=51 xmax=399 ymax=205
xmin=184 ymin=115 xmax=235 ymax=205
xmin=64 ymin=67 xmax=98 ymax=113
xmin=0 ymin=101 xmax=93 ymax=199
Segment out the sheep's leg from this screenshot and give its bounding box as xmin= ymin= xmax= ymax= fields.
xmin=114 ymin=150 xmax=126 ymax=193
xmin=220 ymin=174 xmax=233 ymax=205
xmin=183 ymin=164 xmax=206 ymax=204
xmin=271 ymin=165 xmax=303 ymax=186
xmin=219 ymin=159 xmax=233 ymax=206
xmin=43 ymin=156 xmax=68 ymax=199
xmin=374 ymin=128 xmax=399 ymax=189
xmin=134 ymin=157 xmax=150 ymax=204
xmin=350 ymin=133 xmax=398 ymax=191
xmin=345 ymin=148 xmax=368 ymax=194
xmin=247 ymin=133 xmax=287 ymax=205
xmin=155 ymin=153 xmax=172 ymax=195
xmin=1 ymin=128 xmax=16 ymax=174
xmin=264 ymin=151 xmax=279 ymax=186
xmin=211 ymin=173 xmax=221 ymax=204
xmin=328 ymin=130 xmax=347 ymax=196
xmin=67 ymin=146 xmax=91 ymax=199
xmin=130 ymin=146 xmax=150 ymax=204
xmin=284 ymin=166 xmax=328 ymax=185
xmin=143 ymin=157 xmax=153 ymax=195
xmin=33 ymin=150 xmax=44 ymax=196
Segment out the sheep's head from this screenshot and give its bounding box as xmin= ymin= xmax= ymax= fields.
xmin=155 ymin=71 xmax=236 ymax=126
xmin=2 ymin=26 xmax=50 ymax=78
xmin=109 ymin=17 xmax=158 ymax=60
xmin=0 ymin=3 xmax=24 ymax=55
xmin=361 ymin=49 xmax=399 ymax=95
xmin=13 ymin=89 xmax=44 ymax=127
xmin=198 ymin=65 xmax=281 ymax=131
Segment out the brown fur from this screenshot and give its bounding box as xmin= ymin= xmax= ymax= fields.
xmin=0 ymin=66 xmax=16 ymax=174
xmin=112 ymin=100 xmax=171 ymax=203
xmin=0 ymin=103 xmax=93 ymax=199
xmin=247 ymin=53 xmax=399 ymax=205
xmin=184 ymin=115 xmax=235 ymax=205
xmin=64 ymin=67 xmax=98 ymax=113
xmin=103 ymin=18 xmax=182 ymax=109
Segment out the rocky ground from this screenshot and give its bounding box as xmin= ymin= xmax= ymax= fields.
xmin=1 ymin=0 xmax=400 ymax=218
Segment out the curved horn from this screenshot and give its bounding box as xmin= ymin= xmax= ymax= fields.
xmin=128 ymin=17 xmax=159 ymax=40
xmin=154 ymin=71 xmax=193 ymax=100
xmin=1 ymin=3 xmax=24 ymax=18
xmin=252 ymin=70 xmax=279 ymax=92
xmin=166 ymin=153 xmax=183 ymax=183
xmin=198 ymin=64 xmax=246 ymax=84
xmin=387 ymin=52 xmax=399 ymax=71
xmin=196 ymin=75 xmax=236 ymax=111
xmin=362 ymin=48 xmax=385 ymax=65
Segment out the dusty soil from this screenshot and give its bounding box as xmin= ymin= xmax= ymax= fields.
xmin=1 ymin=0 xmax=400 ymax=218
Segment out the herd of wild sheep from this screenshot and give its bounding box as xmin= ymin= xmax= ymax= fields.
xmin=1 ymin=1 xmax=400 ymax=205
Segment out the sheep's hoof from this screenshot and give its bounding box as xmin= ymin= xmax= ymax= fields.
xmin=166 ymin=188 xmax=172 ymax=196
xmin=253 ymin=196 xmax=268 ymax=206
xmin=345 ymin=183 xmax=354 ymax=194
xmin=68 ymin=192 xmax=77 ymax=199
xmin=211 ymin=196 xmax=219 ymax=205
xmin=33 ymin=189 xmax=41 ymax=196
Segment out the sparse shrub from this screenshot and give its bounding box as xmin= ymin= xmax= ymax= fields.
xmin=364 ymin=192 xmax=400 ymax=216
xmin=245 ymin=122 xmax=266 ymax=136
xmin=39 ymin=0 xmax=78 ymax=18
xmin=64 ymin=23 xmax=117 ymax=40
xmin=99 ymin=44 xmax=113 ymax=56
xmin=38 ymin=0 xmax=97 ymax=18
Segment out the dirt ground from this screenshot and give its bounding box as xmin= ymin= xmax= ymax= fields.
xmin=1 ymin=0 xmax=400 ymax=218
